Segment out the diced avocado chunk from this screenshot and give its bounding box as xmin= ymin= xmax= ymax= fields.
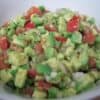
xmin=71 ymin=55 xmax=82 ymax=71
xmin=36 ymin=64 xmax=52 ymax=75
xmin=64 ymin=46 xmax=74 ymax=57
xmin=0 ymin=28 xmax=7 ymax=35
xmin=58 ymin=17 xmax=66 ymax=34
xmin=70 ymin=32 xmax=82 ymax=44
xmin=7 ymin=29 xmax=15 ymax=38
xmin=9 ymin=65 xmax=18 ymax=76
xmin=44 ymin=47 xmax=55 ymax=59
xmin=96 ymin=60 xmax=100 ymax=70
xmin=39 ymin=6 xmax=45 ymax=12
xmin=24 ymin=29 xmax=41 ymax=45
xmin=8 ymin=21 xmax=17 ymax=29
xmin=72 ymin=44 xmax=89 ymax=71
xmin=62 ymin=60 xmax=73 ymax=73
xmin=20 ymin=64 xmax=29 ymax=70
xmin=62 ymin=38 xmax=75 ymax=49
xmin=89 ymin=71 xmax=100 ymax=81
xmin=57 ymin=53 xmax=64 ymax=60
xmin=14 ymin=68 xmax=27 ymax=88
xmin=37 ymin=26 xmax=46 ymax=34
xmin=96 ymin=35 xmax=100 ymax=43
xmin=24 ymin=46 xmax=35 ymax=56
xmin=63 ymin=88 xmax=76 ymax=97
xmin=8 ymin=51 xmax=28 ymax=66
xmin=10 ymin=69 xmax=18 ymax=76
xmin=62 ymin=76 xmax=72 ymax=86
xmin=31 ymin=15 xmax=43 ymax=26
xmin=32 ymin=90 xmax=46 ymax=98
xmin=48 ymin=32 xmax=56 ymax=47
xmin=43 ymin=12 xmax=57 ymax=24
xmin=79 ymin=50 xmax=89 ymax=66
xmin=12 ymin=35 xmax=26 ymax=47
xmin=48 ymin=87 xmax=59 ymax=98
xmin=13 ymin=16 xmax=26 ymax=27
xmin=46 ymin=58 xmax=60 ymax=71
xmin=63 ymin=11 xmax=74 ymax=21
xmin=86 ymin=17 xmax=95 ymax=25
xmin=0 ymin=70 xmax=12 ymax=83
xmin=75 ymin=74 xmax=94 ymax=93
xmin=46 ymin=72 xmax=64 ymax=84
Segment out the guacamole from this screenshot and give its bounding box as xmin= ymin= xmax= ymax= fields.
xmin=0 ymin=6 xmax=100 ymax=99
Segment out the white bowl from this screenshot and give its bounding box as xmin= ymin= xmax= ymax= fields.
xmin=0 ymin=0 xmax=100 ymax=100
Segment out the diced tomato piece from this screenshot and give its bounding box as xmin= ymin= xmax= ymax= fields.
xmin=55 ymin=36 xmax=67 ymax=43
xmin=34 ymin=43 xmax=44 ymax=54
xmin=27 ymin=69 xmax=37 ymax=78
xmin=67 ymin=15 xmax=80 ymax=32
xmin=0 ymin=36 xmax=10 ymax=50
xmin=44 ymin=24 xmax=57 ymax=32
xmin=88 ymin=57 xmax=96 ymax=68
xmin=38 ymin=80 xmax=52 ymax=91
xmin=25 ymin=6 xmax=42 ymax=19
xmin=23 ymin=87 xmax=33 ymax=96
xmin=0 ymin=59 xmax=10 ymax=70
xmin=25 ymin=21 xmax=35 ymax=30
xmin=83 ymin=32 xmax=95 ymax=45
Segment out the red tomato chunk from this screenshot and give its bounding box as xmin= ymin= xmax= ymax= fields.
xmin=34 ymin=43 xmax=44 ymax=54
xmin=0 ymin=36 xmax=10 ymax=50
xmin=25 ymin=21 xmax=35 ymax=30
xmin=37 ymin=80 xmax=52 ymax=91
xmin=55 ymin=36 xmax=67 ymax=43
xmin=67 ymin=16 xmax=80 ymax=32
xmin=83 ymin=32 xmax=95 ymax=45
xmin=27 ymin=69 xmax=37 ymax=78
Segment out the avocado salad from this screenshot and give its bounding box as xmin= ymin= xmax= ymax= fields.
xmin=0 ymin=6 xmax=100 ymax=99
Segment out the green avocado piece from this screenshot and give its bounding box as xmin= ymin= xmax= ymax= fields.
xmin=8 ymin=51 xmax=28 ymax=66
xmin=15 ymin=68 xmax=27 ymax=88
xmin=36 ymin=64 xmax=52 ymax=75
xmin=75 ymin=74 xmax=94 ymax=93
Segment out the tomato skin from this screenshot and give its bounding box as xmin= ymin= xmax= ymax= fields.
xmin=0 ymin=36 xmax=10 ymax=50
xmin=0 ymin=60 xmax=10 ymax=70
xmin=44 ymin=24 xmax=57 ymax=32
xmin=37 ymin=80 xmax=52 ymax=91
xmin=34 ymin=43 xmax=44 ymax=54
xmin=55 ymin=36 xmax=67 ymax=43
xmin=67 ymin=16 xmax=80 ymax=32
xmin=88 ymin=57 xmax=96 ymax=68
xmin=25 ymin=6 xmax=42 ymax=19
xmin=25 ymin=21 xmax=35 ymax=30
xmin=83 ymin=32 xmax=95 ymax=45
xmin=27 ymin=69 xmax=37 ymax=78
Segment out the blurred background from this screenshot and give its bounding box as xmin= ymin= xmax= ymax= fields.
xmin=0 ymin=0 xmax=100 ymax=26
